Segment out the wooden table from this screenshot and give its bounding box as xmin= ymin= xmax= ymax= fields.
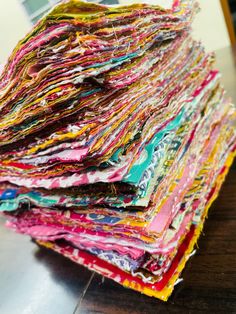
xmin=0 ymin=46 xmax=236 ymax=314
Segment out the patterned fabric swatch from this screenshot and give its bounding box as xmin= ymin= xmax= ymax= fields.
xmin=0 ymin=0 xmax=235 ymax=301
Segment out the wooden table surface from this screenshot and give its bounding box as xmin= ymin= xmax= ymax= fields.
xmin=0 ymin=46 xmax=236 ymax=314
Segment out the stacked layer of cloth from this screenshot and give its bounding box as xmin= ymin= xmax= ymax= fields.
xmin=0 ymin=0 xmax=236 ymax=301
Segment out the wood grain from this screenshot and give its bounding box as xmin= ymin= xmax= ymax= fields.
xmin=220 ymin=0 xmax=236 ymax=46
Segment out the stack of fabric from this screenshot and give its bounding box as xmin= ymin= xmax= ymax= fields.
xmin=0 ymin=0 xmax=235 ymax=301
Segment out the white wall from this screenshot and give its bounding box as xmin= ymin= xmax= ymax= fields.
xmin=0 ymin=0 xmax=231 ymax=66
xmin=192 ymin=0 xmax=230 ymax=51
xmin=119 ymin=0 xmax=230 ymax=51
xmin=0 ymin=0 xmax=31 ymax=65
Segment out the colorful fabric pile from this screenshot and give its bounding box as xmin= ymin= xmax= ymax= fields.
xmin=0 ymin=0 xmax=235 ymax=301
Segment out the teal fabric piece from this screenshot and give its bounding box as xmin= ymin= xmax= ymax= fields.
xmin=0 ymin=202 xmax=18 ymax=212
xmin=0 ymin=191 xmax=57 ymax=212
xmin=123 ymin=108 xmax=185 ymax=185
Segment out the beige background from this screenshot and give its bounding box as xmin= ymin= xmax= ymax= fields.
xmin=0 ymin=0 xmax=231 ymax=65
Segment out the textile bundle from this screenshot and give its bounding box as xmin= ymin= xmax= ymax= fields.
xmin=0 ymin=0 xmax=235 ymax=301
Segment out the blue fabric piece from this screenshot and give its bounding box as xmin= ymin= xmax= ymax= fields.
xmin=0 ymin=189 xmax=17 ymax=200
